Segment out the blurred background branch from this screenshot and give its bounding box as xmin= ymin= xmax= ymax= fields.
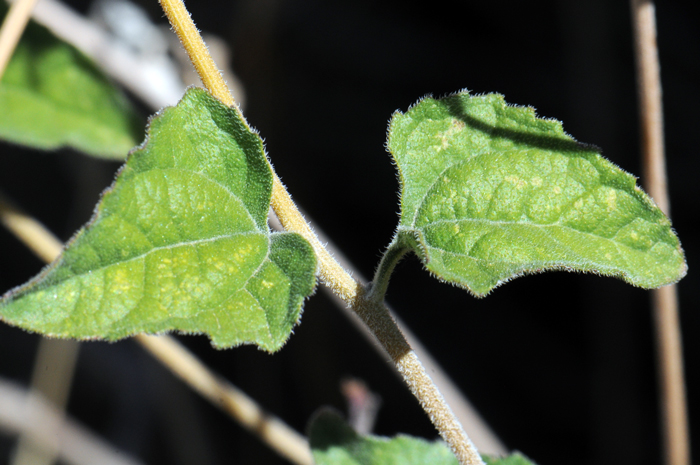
xmin=630 ymin=1 xmax=690 ymax=464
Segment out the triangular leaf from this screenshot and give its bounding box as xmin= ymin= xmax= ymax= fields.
xmin=308 ymin=409 xmax=537 ymax=465
xmin=387 ymin=92 xmax=686 ymax=296
xmin=0 ymin=88 xmax=316 ymax=351
xmin=0 ymin=2 xmax=143 ymax=159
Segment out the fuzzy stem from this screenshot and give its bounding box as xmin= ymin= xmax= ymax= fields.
xmin=369 ymin=237 xmax=410 ymax=302
xmin=270 ymin=210 xmax=507 ymax=455
xmin=353 ymin=293 xmax=483 ymax=464
xmin=630 ymin=2 xmax=689 ymax=465
xmin=270 ymin=173 xmax=357 ymax=301
xmin=0 ymin=0 xmax=39 ymax=79
xmin=157 ymin=0 xmax=234 ymax=108
xmin=157 ymin=1 xmax=485 ymax=462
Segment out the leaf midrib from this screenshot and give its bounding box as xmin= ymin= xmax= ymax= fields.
xmin=56 ymin=230 xmax=263 ymax=286
xmin=407 ymin=152 xmax=666 ymax=250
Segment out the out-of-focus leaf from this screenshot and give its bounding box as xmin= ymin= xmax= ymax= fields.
xmin=0 ymin=2 xmax=142 ymax=158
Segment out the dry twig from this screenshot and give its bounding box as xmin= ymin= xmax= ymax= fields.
xmin=0 ymin=0 xmax=38 ymax=77
xmin=630 ymin=2 xmax=690 ymax=465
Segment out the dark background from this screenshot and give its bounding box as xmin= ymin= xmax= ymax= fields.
xmin=1 ymin=0 xmax=698 ymax=464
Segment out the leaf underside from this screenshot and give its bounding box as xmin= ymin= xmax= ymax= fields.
xmin=0 ymin=3 xmax=142 ymax=159
xmin=308 ymin=408 xmax=537 ymax=465
xmin=387 ymin=91 xmax=686 ymax=297
xmin=0 ymin=88 xmax=316 ymax=352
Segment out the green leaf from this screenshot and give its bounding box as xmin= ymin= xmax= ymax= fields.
xmin=0 ymin=88 xmax=316 ymax=351
xmin=387 ymin=91 xmax=686 ymax=297
xmin=308 ymin=409 xmax=537 ymax=465
xmin=483 ymin=453 xmax=538 ymax=465
xmin=0 ymin=2 xmax=143 ymax=159
xmin=308 ymin=409 xmax=459 ymax=465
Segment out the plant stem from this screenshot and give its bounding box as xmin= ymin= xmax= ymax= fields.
xmin=270 ymin=214 xmax=508 ymax=454
xmin=353 ymin=293 xmax=483 ymax=464
xmin=157 ymin=0 xmax=234 ymax=109
xmin=0 ymin=0 xmax=39 ymax=79
xmin=630 ymin=2 xmax=689 ymax=465
xmin=270 ymin=146 xmax=484 ymax=465
xmin=369 ymin=237 xmax=410 ymax=302
xmin=156 ymin=1 xmax=485 ymax=462
xmin=0 ymin=192 xmax=314 ymax=465
xmin=270 ymin=173 xmax=358 ymax=301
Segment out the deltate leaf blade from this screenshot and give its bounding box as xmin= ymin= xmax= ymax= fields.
xmin=0 ymin=88 xmax=316 ymax=351
xmin=388 ymin=92 xmax=686 ymax=296
xmin=308 ymin=409 xmax=538 ymax=465
xmin=0 ymin=2 xmax=142 ymax=159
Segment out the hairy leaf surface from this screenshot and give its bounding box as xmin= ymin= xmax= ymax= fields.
xmin=387 ymin=92 xmax=686 ymax=296
xmin=0 ymin=3 xmax=142 ymax=158
xmin=0 ymin=88 xmax=316 ymax=351
xmin=308 ymin=409 xmax=537 ymax=465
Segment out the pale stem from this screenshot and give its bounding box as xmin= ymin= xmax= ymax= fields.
xmin=0 ymin=378 xmax=145 ymax=465
xmin=0 ymin=0 xmax=38 ymax=79
xmin=157 ymin=0 xmax=234 ymax=109
xmin=134 ymin=334 xmax=313 ymax=465
xmin=0 ymin=194 xmax=313 ymax=465
xmin=270 ymin=173 xmax=357 ymax=302
xmin=353 ymin=294 xmax=483 ymax=464
xmin=630 ymin=2 xmax=689 ymax=465
xmin=156 ymin=0 xmax=485 ymax=462
xmin=11 ymin=339 xmax=80 ymax=465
